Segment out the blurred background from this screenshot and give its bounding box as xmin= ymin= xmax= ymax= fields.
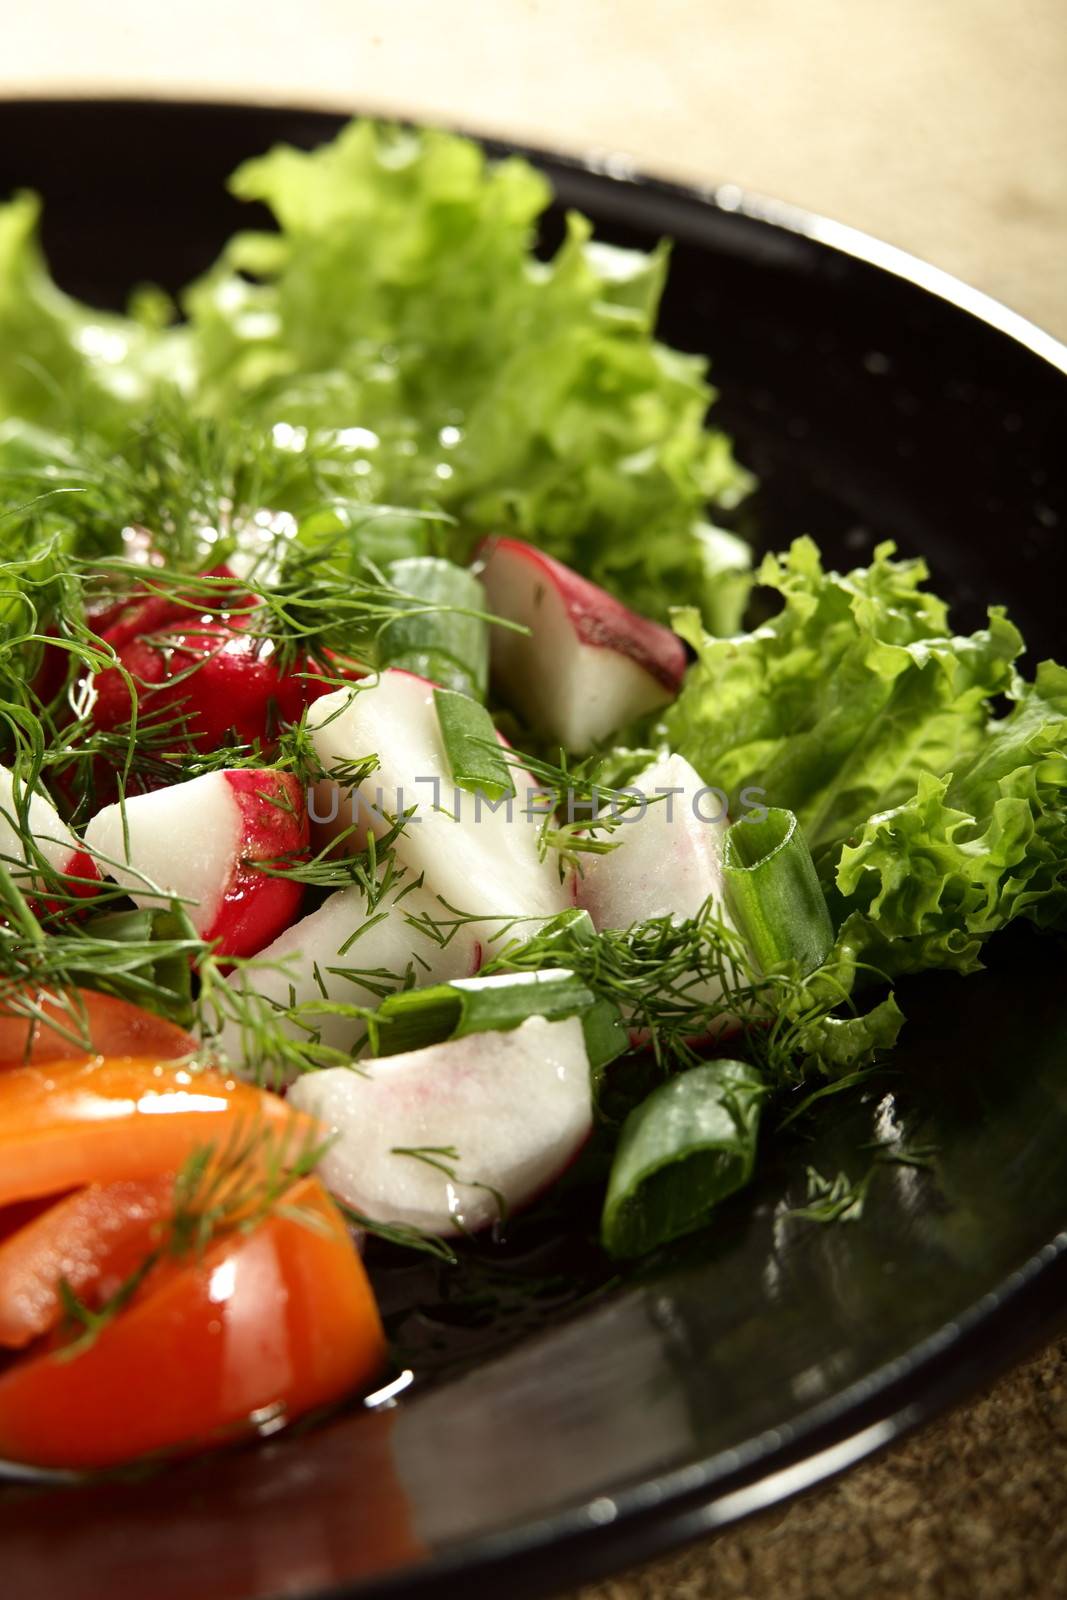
xmin=4 ymin=4 xmax=1067 ymax=1598
xmin=2 ymin=0 xmax=1066 ymax=336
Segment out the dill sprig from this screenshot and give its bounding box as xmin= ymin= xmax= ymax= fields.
xmin=0 ymin=864 xmax=202 ymax=1036
xmin=473 ymin=739 xmax=667 ymax=869
xmin=335 ymin=1200 xmax=459 ymax=1264
xmin=390 ymin=1144 xmax=509 ymax=1236
xmin=480 ymin=900 xmax=772 ymax=1075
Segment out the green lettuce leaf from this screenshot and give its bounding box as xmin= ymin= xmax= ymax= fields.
xmin=0 ymin=192 xmax=183 ymax=437
xmin=180 ymin=121 xmax=752 ymax=621
xmin=669 ymin=539 xmax=1067 ymax=980
xmin=835 ymin=662 xmax=1067 ymax=973
xmin=1 ymin=123 xmax=751 ymax=627
xmin=668 ymin=536 xmax=1023 ymax=870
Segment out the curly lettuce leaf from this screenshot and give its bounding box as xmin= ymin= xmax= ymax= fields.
xmin=669 ymin=540 xmax=1067 ymax=980
xmin=835 ymin=662 xmax=1067 ymax=973
xmin=0 ymin=193 xmax=183 ymax=438
xmin=181 ymin=121 xmax=752 ymax=622
xmin=668 ymin=536 xmax=1023 ymax=868
xmin=1 ymin=124 xmax=750 ymax=627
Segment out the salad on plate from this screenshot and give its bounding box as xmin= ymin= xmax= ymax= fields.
xmin=1 ymin=120 xmax=1064 ymax=1473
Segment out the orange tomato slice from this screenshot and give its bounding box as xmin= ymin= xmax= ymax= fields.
xmin=0 ymin=1176 xmax=386 ymax=1469
xmin=0 ymin=1056 xmax=315 ymax=1207
xmin=0 ymin=1176 xmax=175 ymax=1349
xmin=0 ymin=990 xmax=196 ymax=1065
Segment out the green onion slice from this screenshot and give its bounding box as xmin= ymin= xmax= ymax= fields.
xmin=379 ymin=556 xmax=490 ymax=701
xmin=601 ymin=1059 xmax=765 ymax=1259
xmin=373 ymin=968 xmax=627 ymax=1073
xmin=433 ymin=688 xmax=515 ymax=802
xmin=723 ymin=807 xmax=833 ymax=976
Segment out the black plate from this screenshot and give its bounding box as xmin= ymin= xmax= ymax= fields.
xmin=1 ymin=99 xmax=1066 ymax=1600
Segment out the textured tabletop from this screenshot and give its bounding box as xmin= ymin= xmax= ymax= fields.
xmin=4 ymin=3 xmax=1067 ymax=1595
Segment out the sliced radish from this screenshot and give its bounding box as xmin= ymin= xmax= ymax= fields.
xmin=576 ymin=753 xmax=731 ymax=926
xmin=0 ymin=766 xmax=99 ymax=897
xmin=307 ymin=670 xmax=571 ymax=947
xmin=86 ymin=565 xmax=324 ymax=769
xmin=84 ymin=769 xmax=307 ymax=959
xmin=477 ymin=536 xmax=687 ymax=753
xmin=289 ymin=1015 xmax=593 ymax=1235
xmin=218 ymin=875 xmax=482 ymax=1076
xmin=576 ymin=753 xmax=739 ymax=1023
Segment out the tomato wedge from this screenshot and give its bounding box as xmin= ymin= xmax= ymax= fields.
xmin=0 ymin=990 xmax=196 ymax=1066
xmin=0 ymin=1176 xmax=386 ymax=1469
xmin=0 ymin=1176 xmax=174 ymax=1349
xmin=0 ymin=1056 xmax=314 ymax=1207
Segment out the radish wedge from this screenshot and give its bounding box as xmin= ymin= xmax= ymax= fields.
xmin=0 ymin=766 xmax=99 ymax=898
xmin=306 ymin=670 xmax=571 ymax=941
xmin=478 ymin=537 xmax=687 ymax=752
xmin=290 ymin=1014 xmax=593 ymax=1236
xmin=84 ymin=769 xmax=308 ymax=959
xmin=219 ymin=877 xmax=483 ymax=1080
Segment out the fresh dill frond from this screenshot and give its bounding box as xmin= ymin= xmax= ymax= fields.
xmin=336 ymin=1200 xmax=459 ymax=1264
xmin=481 ymin=899 xmax=771 ymax=1075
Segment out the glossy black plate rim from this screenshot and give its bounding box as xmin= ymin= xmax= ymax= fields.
xmin=356 ymin=1233 xmax=1067 ymax=1600
xmin=3 ymin=96 xmax=1067 ymax=1600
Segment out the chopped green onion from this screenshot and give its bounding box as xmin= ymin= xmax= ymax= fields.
xmin=488 ymin=907 xmax=599 ymax=964
xmin=601 ymin=1059 xmax=765 ymax=1259
xmin=722 ymin=808 xmax=833 ymax=976
xmin=379 ymin=557 xmax=490 ymax=701
xmin=373 ymin=968 xmax=627 ymax=1072
xmin=434 ymin=688 xmax=515 ymax=802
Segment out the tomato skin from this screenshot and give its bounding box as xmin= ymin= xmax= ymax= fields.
xmin=0 ymin=1177 xmax=385 ymax=1470
xmin=0 ymin=1057 xmax=313 ymax=1208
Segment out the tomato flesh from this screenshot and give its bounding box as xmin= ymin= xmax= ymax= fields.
xmin=0 ymin=1176 xmax=174 ymax=1349
xmin=0 ymin=990 xmax=196 ymax=1066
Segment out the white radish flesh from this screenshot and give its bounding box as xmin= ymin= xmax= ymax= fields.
xmin=289 ymin=1015 xmax=593 ymax=1236
xmin=218 ymin=877 xmax=482 ymax=1076
xmin=307 ymin=671 xmax=571 ymax=944
xmin=0 ymin=766 xmax=88 ymax=885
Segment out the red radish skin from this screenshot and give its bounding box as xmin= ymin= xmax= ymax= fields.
xmin=217 ymin=770 xmax=309 ymax=959
xmin=480 ymin=538 xmax=686 ymax=689
xmin=477 ymin=537 xmax=688 ymax=752
xmin=90 ymin=624 xmax=311 ymax=754
xmin=86 ymin=564 xmax=324 ymax=769
xmin=83 ymin=768 xmax=309 ymax=961
xmin=0 ymin=767 xmax=101 ymax=910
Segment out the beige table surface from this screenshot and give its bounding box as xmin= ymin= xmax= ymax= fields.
xmin=5 ymin=3 xmax=1067 ymax=1596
